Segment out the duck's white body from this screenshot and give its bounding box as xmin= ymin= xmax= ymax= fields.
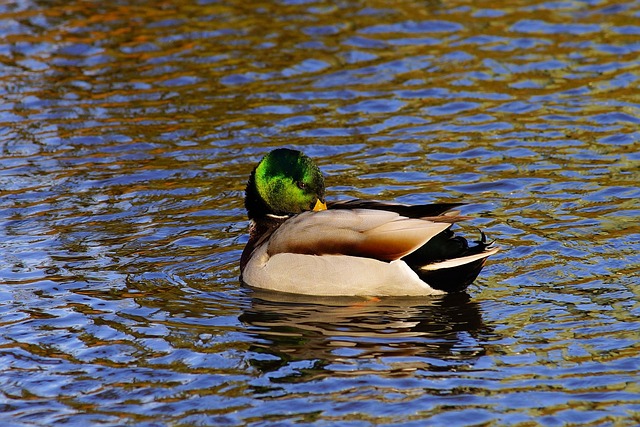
xmin=242 ymin=208 xmax=499 ymax=296
xmin=244 ymin=248 xmax=445 ymax=296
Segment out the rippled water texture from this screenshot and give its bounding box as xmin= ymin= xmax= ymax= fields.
xmin=1 ymin=0 xmax=639 ymax=425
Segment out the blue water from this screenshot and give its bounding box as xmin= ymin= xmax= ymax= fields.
xmin=1 ymin=0 xmax=639 ymax=425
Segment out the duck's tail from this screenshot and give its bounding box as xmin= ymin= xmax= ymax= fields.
xmin=405 ymin=231 xmax=500 ymax=293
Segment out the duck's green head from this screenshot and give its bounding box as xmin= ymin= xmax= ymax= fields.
xmin=245 ymin=148 xmax=327 ymax=218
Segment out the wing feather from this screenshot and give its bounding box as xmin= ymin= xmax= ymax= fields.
xmin=328 ymin=199 xmax=464 ymax=218
xmin=267 ymin=209 xmax=463 ymax=261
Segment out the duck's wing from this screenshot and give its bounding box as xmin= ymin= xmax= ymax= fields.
xmin=267 ymin=209 xmax=466 ymax=261
xmin=328 ymin=199 xmax=463 ymax=218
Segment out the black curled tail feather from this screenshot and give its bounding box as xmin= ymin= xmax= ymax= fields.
xmin=402 ymin=229 xmax=496 ymax=293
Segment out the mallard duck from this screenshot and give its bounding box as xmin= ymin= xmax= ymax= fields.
xmin=240 ymin=148 xmax=499 ymax=296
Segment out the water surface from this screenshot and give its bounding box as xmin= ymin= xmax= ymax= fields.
xmin=1 ymin=0 xmax=639 ymax=425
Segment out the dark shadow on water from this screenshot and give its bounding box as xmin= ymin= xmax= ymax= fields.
xmin=239 ymin=290 xmax=496 ymax=382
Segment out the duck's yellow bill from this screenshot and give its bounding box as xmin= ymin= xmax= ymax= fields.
xmin=313 ymin=199 xmax=327 ymax=211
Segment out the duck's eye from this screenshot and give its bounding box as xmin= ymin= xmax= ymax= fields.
xmin=296 ymin=181 xmax=307 ymax=190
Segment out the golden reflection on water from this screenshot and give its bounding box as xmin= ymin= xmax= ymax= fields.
xmin=9 ymin=0 xmax=638 ymax=144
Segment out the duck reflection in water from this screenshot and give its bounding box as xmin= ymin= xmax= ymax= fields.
xmin=239 ymin=290 xmax=495 ymax=382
